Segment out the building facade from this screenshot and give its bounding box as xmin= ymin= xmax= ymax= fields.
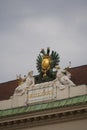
xmin=0 ymin=65 xmax=87 ymax=130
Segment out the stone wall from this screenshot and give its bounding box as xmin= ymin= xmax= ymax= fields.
xmin=0 ymin=84 xmax=87 ymax=110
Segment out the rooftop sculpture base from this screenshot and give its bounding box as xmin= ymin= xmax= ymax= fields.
xmin=0 ymin=68 xmax=87 ymax=110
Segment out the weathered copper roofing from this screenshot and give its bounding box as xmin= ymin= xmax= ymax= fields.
xmin=0 ymin=65 xmax=87 ymax=101
xmin=0 ymin=94 xmax=87 ymax=117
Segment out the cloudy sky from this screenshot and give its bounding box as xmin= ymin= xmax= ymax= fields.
xmin=0 ymin=0 xmax=87 ymax=83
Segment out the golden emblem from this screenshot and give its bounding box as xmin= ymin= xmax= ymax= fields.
xmin=42 ymin=55 xmax=51 ymax=77
xmin=36 ymin=47 xmax=60 ymax=79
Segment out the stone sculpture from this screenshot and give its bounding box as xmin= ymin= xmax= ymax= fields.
xmin=14 ymin=71 xmax=35 ymax=95
xmin=14 ymin=67 xmax=75 ymax=96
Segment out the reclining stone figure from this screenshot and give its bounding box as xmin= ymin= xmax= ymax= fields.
xmin=14 ymin=71 xmax=35 ymax=95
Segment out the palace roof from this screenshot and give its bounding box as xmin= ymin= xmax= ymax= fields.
xmin=0 ymin=65 xmax=87 ymax=101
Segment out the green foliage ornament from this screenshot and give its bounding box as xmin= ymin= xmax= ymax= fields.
xmin=36 ymin=47 xmax=60 ymax=82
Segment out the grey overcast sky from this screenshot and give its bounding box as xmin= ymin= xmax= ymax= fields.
xmin=0 ymin=0 xmax=87 ymax=83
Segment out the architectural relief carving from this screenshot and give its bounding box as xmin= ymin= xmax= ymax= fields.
xmin=13 ymin=67 xmax=76 ymax=102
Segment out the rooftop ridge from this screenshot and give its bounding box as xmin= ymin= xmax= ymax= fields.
xmin=68 ymin=64 xmax=87 ymax=69
xmin=0 ymin=64 xmax=87 ymax=84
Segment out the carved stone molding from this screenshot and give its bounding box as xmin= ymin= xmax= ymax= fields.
xmin=0 ymin=104 xmax=87 ymax=130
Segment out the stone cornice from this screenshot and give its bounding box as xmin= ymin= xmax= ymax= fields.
xmin=0 ymin=104 xmax=87 ymax=130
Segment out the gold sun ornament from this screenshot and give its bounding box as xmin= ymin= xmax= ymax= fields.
xmin=36 ymin=47 xmax=60 ymax=80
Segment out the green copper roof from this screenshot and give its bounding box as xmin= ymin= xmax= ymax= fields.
xmin=0 ymin=94 xmax=87 ymax=118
